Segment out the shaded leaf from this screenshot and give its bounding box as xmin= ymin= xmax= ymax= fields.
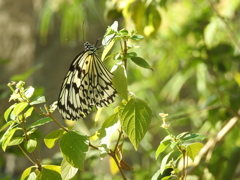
xmin=28 ymin=117 xmax=52 ymax=129
xmin=120 ymin=95 xmax=152 ymax=149
xmin=130 ymin=57 xmax=153 ymax=70
xmin=111 ymin=63 xmax=128 ymax=100
xmin=60 ymin=131 xmax=89 ymax=170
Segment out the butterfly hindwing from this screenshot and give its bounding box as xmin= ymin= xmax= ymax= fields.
xmin=58 ymin=42 xmax=117 ymax=120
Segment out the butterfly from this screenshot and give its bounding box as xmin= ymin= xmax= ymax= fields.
xmin=58 ymin=41 xmax=117 ymax=120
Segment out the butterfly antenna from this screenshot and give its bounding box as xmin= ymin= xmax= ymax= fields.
xmin=82 ymin=20 xmax=86 ymax=43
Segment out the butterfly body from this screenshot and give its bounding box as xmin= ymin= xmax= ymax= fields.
xmin=58 ymin=42 xmax=117 ymax=120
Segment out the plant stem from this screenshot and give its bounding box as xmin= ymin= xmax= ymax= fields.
xmin=110 ymin=149 xmax=127 ymax=180
xmin=18 ymin=145 xmax=36 ymax=165
xmin=48 ymin=113 xmax=68 ymax=132
xmin=207 ymin=0 xmax=240 ymax=52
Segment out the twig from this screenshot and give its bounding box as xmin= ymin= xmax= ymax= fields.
xmin=18 ymin=145 xmax=36 ymax=165
xmin=207 ymin=0 xmax=240 ymax=52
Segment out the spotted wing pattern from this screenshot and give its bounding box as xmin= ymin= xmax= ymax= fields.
xmin=58 ymin=42 xmax=117 ymax=120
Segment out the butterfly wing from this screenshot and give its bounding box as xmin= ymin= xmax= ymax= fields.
xmin=58 ymin=45 xmax=117 ymax=120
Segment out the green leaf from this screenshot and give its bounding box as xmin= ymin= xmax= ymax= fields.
xmin=119 ymin=29 xmax=129 ymax=36
xmin=126 ymin=52 xmax=137 ymax=58
xmin=176 ymin=132 xmax=189 ymax=139
xmin=61 ymin=158 xmax=78 ymax=180
xmin=131 ymin=34 xmax=144 ymax=40
xmin=99 ymin=113 xmax=120 ymax=151
xmin=155 ymin=136 xmax=171 ymax=159
xmin=182 ymin=133 xmax=206 ymax=142
xmin=151 ymin=169 xmax=161 ymax=180
xmin=4 ymin=104 xmax=15 ymax=121
xmin=25 ymin=86 xmax=34 ymax=98
xmin=25 ymin=107 xmax=34 ymax=119
xmin=120 ymin=95 xmax=152 ymax=149
xmin=160 ymin=151 xmax=173 ymax=174
xmin=7 ymin=137 xmax=24 ymax=146
xmin=44 ymin=129 xmax=65 ymax=149
xmin=130 ymin=57 xmax=153 ymax=70
xmin=30 ymin=96 xmax=46 ymax=105
xmin=26 ymin=128 xmax=37 ymax=136
xmin=36 ymin=165 xmax=61 ymax=180
xmin=27 ymin=172 xmax=37 ymax=180
xmin=13 ymin=102 xmax=28 ymax=117
xmin=170 ymin=140 xmax=180 ymax=149
xmin=24 ymin=139 xmax=37 ymax=153
xmin=0 ymin=120 xmax=15 ymax=132
xmin=21 ymin=166 xmax=35 ymax=180
xmin=111 ymin=63 xmax=128 ymax=100
xmin=60 ymin=130 xmax=89 ymax=170
xmin=0 ymin=127 xmax=20 ymax=151
xmin=28 ymin=117 xmax=52 ymax=129
xmin=102 ymin=40 xmax=115 ymax=61
xmin=186 ymin=142 xmax=204 ymax=162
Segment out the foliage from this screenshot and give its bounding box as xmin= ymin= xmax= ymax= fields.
xmin=0 ymin=23 xmax=155 ymax=180
xmin=2 ymin=0 xmax=240 ymax=179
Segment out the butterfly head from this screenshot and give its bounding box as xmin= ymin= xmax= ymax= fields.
xmin=84 ymin=42 xmax=97 ymax=54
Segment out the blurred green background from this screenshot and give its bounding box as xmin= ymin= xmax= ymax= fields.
xmin=0 ymin=0 xmax=240 ymax=179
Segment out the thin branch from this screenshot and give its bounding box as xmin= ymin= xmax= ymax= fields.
xmin=18 ymin=145 xmax=36 ymax=165
xmin=207 ymin=0 xmax=240 ymax=52
xmin=109 ymin=150 xmax=127 ymax=180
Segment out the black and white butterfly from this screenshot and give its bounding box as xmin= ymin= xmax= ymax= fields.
xmin=58 ymin=42 xmax=117 ymax=120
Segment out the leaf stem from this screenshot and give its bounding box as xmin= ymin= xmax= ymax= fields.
xmin=17 ymin=144 xmax=35 ymax=165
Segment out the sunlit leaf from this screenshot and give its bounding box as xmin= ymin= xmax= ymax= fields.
xmin=36 ymin=165 xmax=61 ymax=180
xmin=28 ymin=117 xmax=52 ymax=129
xmin=8 ymin=137 xmax=24 ymax=146
xmin=25 ymin=107 xmax=34 ymax=119
xmin=4 ymin=104 xmax=15 ymax=121
xmin=0 ymin=121 xmax=15 ymax=132
xmin=99 ymin=113 xmax=120 ymax=148
xmin=24 ymin=139 xmax=37 ymax=153
xmin=30 ymin=96 xmax=46 ymax=105
xmin=13 ymin=102 xmax=28 ymax=117
xmin=0 ymin=126 xmax=20 ymax=151
xmin=25 ymin=86 xmax=35 ymax=99
xmin=44 ymin=129 xmax=65 ymax=149
xmin=186 ymin=142 xmax=204 ymax=162
xmin=61 ymin=158 xmax=78 ymax=180
xmin=160 ymin=151 xmax=173 ymax=174
xmin=155 ymin=136 xmax=171 ymax=159
xmin=21 ymin=166 xmax=35 ymax=180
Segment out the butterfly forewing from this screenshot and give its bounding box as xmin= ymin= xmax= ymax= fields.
xmin=58 ymin=42 xmax=117 ymax=120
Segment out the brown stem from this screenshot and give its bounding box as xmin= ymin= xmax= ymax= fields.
xmin=18 ymin=145 xmax=36 ymax=165
xmin=109 ymin=149 xmax=127 ymax=180
xmin=114 ymin=129 xmax=123 ymax=153
xmin=48 ymin=113 xmax=68 ymax=132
